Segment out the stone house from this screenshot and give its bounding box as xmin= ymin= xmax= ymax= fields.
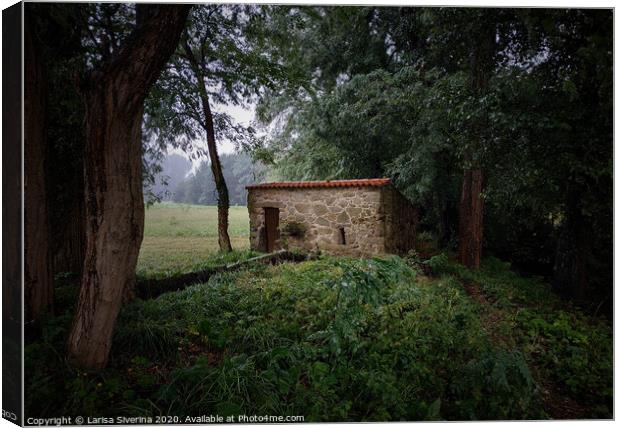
xmin=246 ymin=178 xmax=417 ymax=256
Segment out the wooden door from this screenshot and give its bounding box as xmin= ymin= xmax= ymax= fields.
xmin=264 ymin=207 xmax=280 ymax=252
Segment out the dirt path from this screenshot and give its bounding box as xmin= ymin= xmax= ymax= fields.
xmin=457 ymin=277 xmax=587 ymax=419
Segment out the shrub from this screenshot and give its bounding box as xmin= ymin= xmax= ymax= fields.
xmin=424 ymin=252 xmax=452 ymax=275
xmin=281 ymin=221 xmax=307 ymax=238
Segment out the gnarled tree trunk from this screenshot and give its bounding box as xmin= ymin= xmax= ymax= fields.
xmin=24 ymin=10 xmax=53 ymax=322
xmin=67 ymin=5 xmax=190 ymax=370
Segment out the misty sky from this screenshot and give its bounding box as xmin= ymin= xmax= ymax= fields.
xmin=169 ymin=102 xmax=256 ymax=172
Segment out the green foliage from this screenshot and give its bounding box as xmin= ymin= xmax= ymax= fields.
xmin=428 ymin=256 xmax=613 ymax=417
xmin=30 ymin=5 xmax=613 ymax=421
xmin=36 ymin=256 xmax=615 ymax=420
xmin=144 ymin=4 xmax=293 ymax=161
xmin=280 ymin=221 xmax=306 ymax=238
xmin=113 ymin=301 xmax=181 ymax=362
xmin=425 ymin=253 xmax=452 ymax=275
xmin=256 ymin=6 xmax=612 ymax=302
xmin=29 ymin=256 xmax=613 ymax=420
xmin=516 ymin=309 xmax=612 ymax=409
xmin=452 ymin=349 xmax=536 ymax=420
xmin=317 ymin=258 xmax=411 ymax=356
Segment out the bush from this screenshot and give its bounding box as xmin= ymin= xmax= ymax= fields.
xmin=424 ymin=252 xmax=452 ymax=275
xmin=281 ymin=221 xmax=307 ymax=238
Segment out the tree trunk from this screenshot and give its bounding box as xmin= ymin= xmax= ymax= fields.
xmin=458 ymin=168 xmax=484 ymax=268
xmin=201 ymin=94 xmax=233 ymax=252
xmin=48 ymin=136 xmax=86 ymax=277
xmin=51 ymin=186 xmax=86 ymax=275
xmin=182 ymin=37 xmax=233 ymax=253
xmin=553 ymin=182 xmax=589 ymax=301
xmin=457 ymin=21 xmax=494 ymax=269
xmin=24 ymin=11 xmax=53 ymax=321
xmin=67 ymin=5 xmax=190 ymax=370
xmin=42 ymin=8 xmax=87 ymax=278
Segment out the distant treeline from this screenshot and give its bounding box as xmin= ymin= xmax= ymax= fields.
xmin=147 ymin=152 xmax=267 ymax=206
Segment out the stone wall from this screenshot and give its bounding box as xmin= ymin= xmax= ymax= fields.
xmin=247 ymin=186 xmax=387 ymax=256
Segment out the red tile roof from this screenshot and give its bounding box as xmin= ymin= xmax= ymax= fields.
xmin=246 ymin=178 xmax=391 ymax=190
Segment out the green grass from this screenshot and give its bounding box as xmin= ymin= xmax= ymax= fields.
xmin=24 ymin=255 xmax=612 ymax=421
xmin=138 ymin=203 xmax=250 ymax=275
xmin=143 ymin=203 xmax=249 ymax=237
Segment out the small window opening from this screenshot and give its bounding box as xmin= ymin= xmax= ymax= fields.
xmin=339 ymin=227 xmax=346 ymax=245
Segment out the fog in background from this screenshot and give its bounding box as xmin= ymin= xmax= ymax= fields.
xmin=150 ymin=100 xmax=267 ymax=205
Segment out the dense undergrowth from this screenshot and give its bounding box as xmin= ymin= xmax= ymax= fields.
xmin=26 ymin=255 xmax=612 ymax=421
xmin=425 ymin=254 xmax=613 ymax=418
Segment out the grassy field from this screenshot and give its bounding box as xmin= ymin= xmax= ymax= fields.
xmin=138 ymin=203 xmax=250 ymax=275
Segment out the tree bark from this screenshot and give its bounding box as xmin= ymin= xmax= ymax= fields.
xmin=37 ymin=4 xmax=87 ymax=278
xmin=24 ymin=10 xmax=53 ymax=321
xmin=51 ymin=185 xmax=86 ymax=275
xmin=201 ymin=94 xmax=233 ymax=252
xmin=457 ymin=21 xmax=494 ymax=269
xmin=48 ymin=134 xmax=86 ymax=277
xmin=457 ymin=168 xmax=484 ymax=269
xmin=67 ymin=5 xmax=190 ymax=370
xmin=182 ymin=38 xmax=233 ymax=252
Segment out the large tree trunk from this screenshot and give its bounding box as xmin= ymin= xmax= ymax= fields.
xmin=24 ymin=10 xmax=53 ymax=322
xmin=67 ymin=5 xmax=190 ymax=370
xmin=457 ymin=168 xmax=484 ymax=268
xmin=51 ymin=185 xmax=86 ymax=275
xmin=39 ymin=4 xmax=87 ymax=278
xmin=48 ymin=132 xmax=86 ymax=277
xmin=201 ymin=94 xmax=233 ymax=252
xmin=457 ymin=21 xmax=494 ymax=269
xmin=48 ymin=101 xmax=86 ymax=276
